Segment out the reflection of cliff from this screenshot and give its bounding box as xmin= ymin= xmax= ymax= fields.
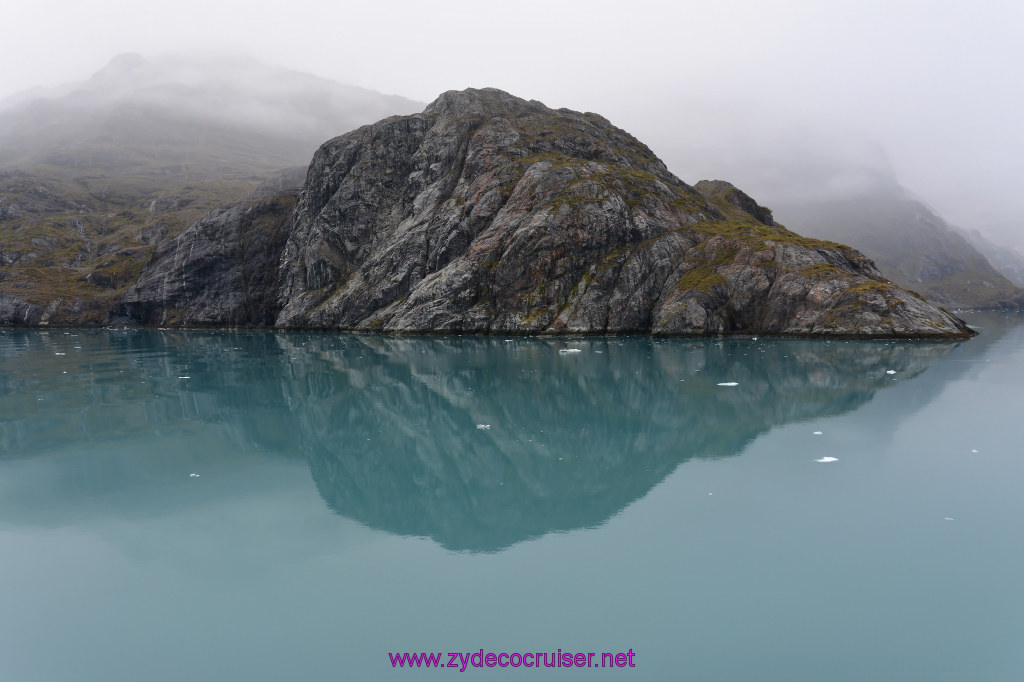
xmin=4 ymin=327 xmax=1002 ymax=551
xmin=277 ymin=334 xmax=963 ymax=552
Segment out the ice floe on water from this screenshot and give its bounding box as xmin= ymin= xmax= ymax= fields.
xmin=717 ymin=382 xmax=738 ymax=386
xmin=815 ymin=457 xmax=838 ymax=463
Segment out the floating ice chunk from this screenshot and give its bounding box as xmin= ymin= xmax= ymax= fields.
xmin=559 ymin=348 xmax=582 ymax=354
xmin=717 ymin=382 xmax=739 ymax=386
xmin=813 ymin=431 xmax=823 ymax=435
xmin=189 ymin=473 xmax=200 ymax=478
xmin=815 ymin=457 xmax=838 ymax=463
xmin=886 ymin=370 xmax=897 ymax=375
xmin=476 ymin=424 xmax=491 ymax=430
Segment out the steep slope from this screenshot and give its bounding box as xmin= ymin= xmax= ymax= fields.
xmin=258 ymin=88 xmax=968 ymax=337
xmin=0 ymin=53 xmax=421 ymax=324
xmin=772 ymin=187 xmax=1024 ymax=309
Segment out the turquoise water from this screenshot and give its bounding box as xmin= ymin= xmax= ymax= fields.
xmin=2 ymin=314 xmax=1023 ymax=681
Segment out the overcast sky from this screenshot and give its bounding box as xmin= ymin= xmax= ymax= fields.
xmin=3 ymin=0 xmax=1022 ymax=239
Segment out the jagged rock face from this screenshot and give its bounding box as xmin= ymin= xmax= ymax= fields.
xmin=272 ymin=88 xmax=971 ymax=337
xmin=0 ymin=295 xmax=44 ymax=325
xmin=118 ymin=192 xmax=296 ymax=326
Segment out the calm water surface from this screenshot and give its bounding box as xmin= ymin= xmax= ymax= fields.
xmin=2 ymin=313 xmax=1023 ymax=681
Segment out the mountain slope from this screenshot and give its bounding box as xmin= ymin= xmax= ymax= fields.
xmin=960 ymin=228 xmax=1024 ymax=289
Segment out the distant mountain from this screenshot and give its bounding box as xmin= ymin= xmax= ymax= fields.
xmin=772 ymin=184 xmax=1024 ymax=310
xmin=0 ymin=52 xmax=421 ymax=173
xmin=644 ymin=120 xmax=1024 ymax=311
xmin=0 ymin=53 xmax=421 ymax=322
xmin=959 ymin=228 xmax=1024 ymax=288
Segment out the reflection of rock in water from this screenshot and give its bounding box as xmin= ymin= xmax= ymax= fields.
xmin=1 ymin=327 xmax=985 ymax=551
xmin=280 ymin=334 xmax=960 ymax=552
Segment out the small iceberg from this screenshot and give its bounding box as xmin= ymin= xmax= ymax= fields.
xmin=815 ymin=456 xmax=838 ymax=463
xmin=717 ymin=382 xmax=738 ymax=386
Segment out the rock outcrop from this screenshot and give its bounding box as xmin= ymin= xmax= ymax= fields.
xmin=118 ymin=191 xmax=296 ymax=326
xmin=0 ymin=295 xmax=44 ymax=325
xmin=123 ymin=88 xmax=973 ymax=337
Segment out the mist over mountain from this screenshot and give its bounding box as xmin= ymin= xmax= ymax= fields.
xmin=634 ymin=117 xmax=1024 ymax=309
xmin=0 ymin=53 xmax=421 ymax=322
xmin=0 ymin=52 xmax=422 ymax=173
xmin=771 ymin=182 xmax=1024 ymax=310
xmin=960 ymin=228 xmax=1024 ymax=288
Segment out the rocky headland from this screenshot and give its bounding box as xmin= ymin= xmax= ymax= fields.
xmin=118 ymin=88 xmax=972 ymax=338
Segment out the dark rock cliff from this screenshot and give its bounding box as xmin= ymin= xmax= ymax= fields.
xmin=117 ymin=191 xmax=296 ymax=326
xmin=123 ymin=88 xmax=973 ymax=337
